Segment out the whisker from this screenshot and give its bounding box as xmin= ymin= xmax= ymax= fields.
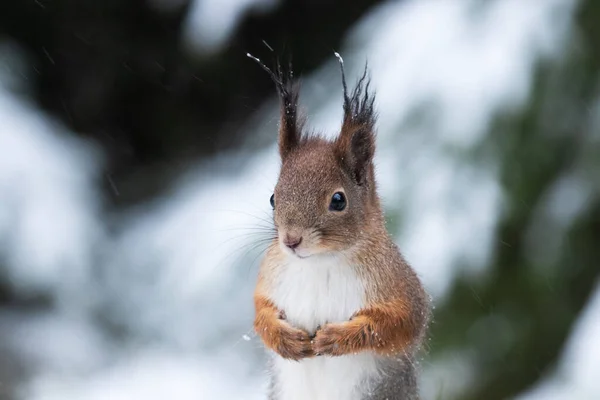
xmin=233 ymin=239 xmax=276 ymax=277
xmin=212 ymin=237 xmax=275 ymax=273
xmin=211 ymin=208 xmax=274 ymax=226
xmin=217 ymin=225 xmax=276 ymax=234
xmin=211 ymin=230 xmax=275 ymax=252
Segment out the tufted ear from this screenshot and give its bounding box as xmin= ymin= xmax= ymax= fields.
xmin=334 ymin=54 xmax=377 ymax=186
xmin=340 ymin=126 xmax=375 ymax=186
xmin=248 ymin=54 xmax=301 ymax=160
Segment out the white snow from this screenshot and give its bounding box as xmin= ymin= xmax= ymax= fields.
xmin=0 ymin=70 xmax=104 ymax=310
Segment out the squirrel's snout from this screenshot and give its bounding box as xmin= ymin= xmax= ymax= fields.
xmin=279 ymin=227 xmax=311 ymax=257
xmin=283 ymin=235 xmax=302 ymax=250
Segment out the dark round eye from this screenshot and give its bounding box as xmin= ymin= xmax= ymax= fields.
xmin=270 ymin=194 xmax=275 ymax=209
xmin=329 ymin=192 xmax=346 ymax=211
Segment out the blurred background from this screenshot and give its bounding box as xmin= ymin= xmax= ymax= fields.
xmin=0 ymin=0 xmax=598 ymax=399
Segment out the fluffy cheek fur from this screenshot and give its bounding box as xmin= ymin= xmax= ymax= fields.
xmin=312 ymin=214 xmax=364 ymax=253
xmin=317 ymin=195 xmax=373 ymax=252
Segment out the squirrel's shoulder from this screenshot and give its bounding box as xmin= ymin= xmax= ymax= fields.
xmin=354 ymin=233 xmax=428 ymax=305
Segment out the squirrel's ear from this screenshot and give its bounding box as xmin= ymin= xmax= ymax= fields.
xmin=248 ymin=54 xmax=300 ymax=160
xmin=276 ymin=74 xmax=301 ymax=160
xmin=338 ymin=126 xmax=375 ymax=185
xmin=335 ymin=56 xmax=376 ymax=185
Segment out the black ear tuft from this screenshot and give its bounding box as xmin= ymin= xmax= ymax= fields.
xmin=247 ymin=53 xmax=300 ymax=159
xmin=334 ymin=53 xmax=377 ymax=186
xmin=335 ymin=53 xmax=376 ymax=131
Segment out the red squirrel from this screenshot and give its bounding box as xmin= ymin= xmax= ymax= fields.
xmin=249 ymin=53 xmax=431 ymax=400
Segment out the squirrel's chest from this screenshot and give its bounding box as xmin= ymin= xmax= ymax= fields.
xmin=270 ymin=256 xmax=366 ymax=333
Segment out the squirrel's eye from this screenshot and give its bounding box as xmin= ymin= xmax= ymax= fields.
xmin=329 ymin=192 xmax=346 ymax=211
xmin=270 ymin=194 xmax=275 ymax=209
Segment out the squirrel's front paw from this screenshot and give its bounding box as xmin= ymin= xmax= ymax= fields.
xmin=313 ymin=319 xmax=369 ymax=356
xmin=274 ymin=322 xmax=314 ymax=361
xmin=313 ymin=323 xmax=350 ymax=356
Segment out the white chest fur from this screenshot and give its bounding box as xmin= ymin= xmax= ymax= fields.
xmin=269 ymin=254 xmax=379 ymax=400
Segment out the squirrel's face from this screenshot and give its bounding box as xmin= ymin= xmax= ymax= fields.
xmin=256 ymin=56 xmax=379 ymax=258
xmin=271 ymin=140 xmax=373 ymax=258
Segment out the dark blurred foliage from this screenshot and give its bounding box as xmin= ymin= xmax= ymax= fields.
xmin=0 ymin=0 xmax=385 ymax=206
xmin=430 ymin=0 xmax=600 ymax=399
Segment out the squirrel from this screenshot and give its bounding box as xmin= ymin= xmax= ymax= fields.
xmin=248 ymin=53 xmax=431 ymax=400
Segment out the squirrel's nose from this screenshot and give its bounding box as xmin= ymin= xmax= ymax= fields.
xmin=283 ymin=235 xmax=302 ymax=250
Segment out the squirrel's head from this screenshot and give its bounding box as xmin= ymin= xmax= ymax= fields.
xmin=251 ymin=54 xmax=381 ymax=259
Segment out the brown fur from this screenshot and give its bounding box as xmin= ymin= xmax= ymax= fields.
xmin=250 ymin=56 xmax=430 ymax=397
xmin=312 ymin=227 xmax=428 ymax=357
xmin=254 ymin=293 xmax=314 ymax=361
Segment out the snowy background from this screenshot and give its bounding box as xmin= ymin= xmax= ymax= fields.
xmin=0 ymin=0 xmax=599 ymax=399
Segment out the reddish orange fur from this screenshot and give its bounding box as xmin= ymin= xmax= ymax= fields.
xmin=312 ymin=299 xmax=416 ymax=357
xmin=254 ymin=293 xmax=314 ymax=361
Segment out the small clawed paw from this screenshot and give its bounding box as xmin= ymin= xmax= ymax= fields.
xmin=276 ymin=324 xmax=314 ymax=361
xmin=313 ymin=324 xmax=346 ymax=356
xmin=309 ymin=325 xmax=321 ymax=340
